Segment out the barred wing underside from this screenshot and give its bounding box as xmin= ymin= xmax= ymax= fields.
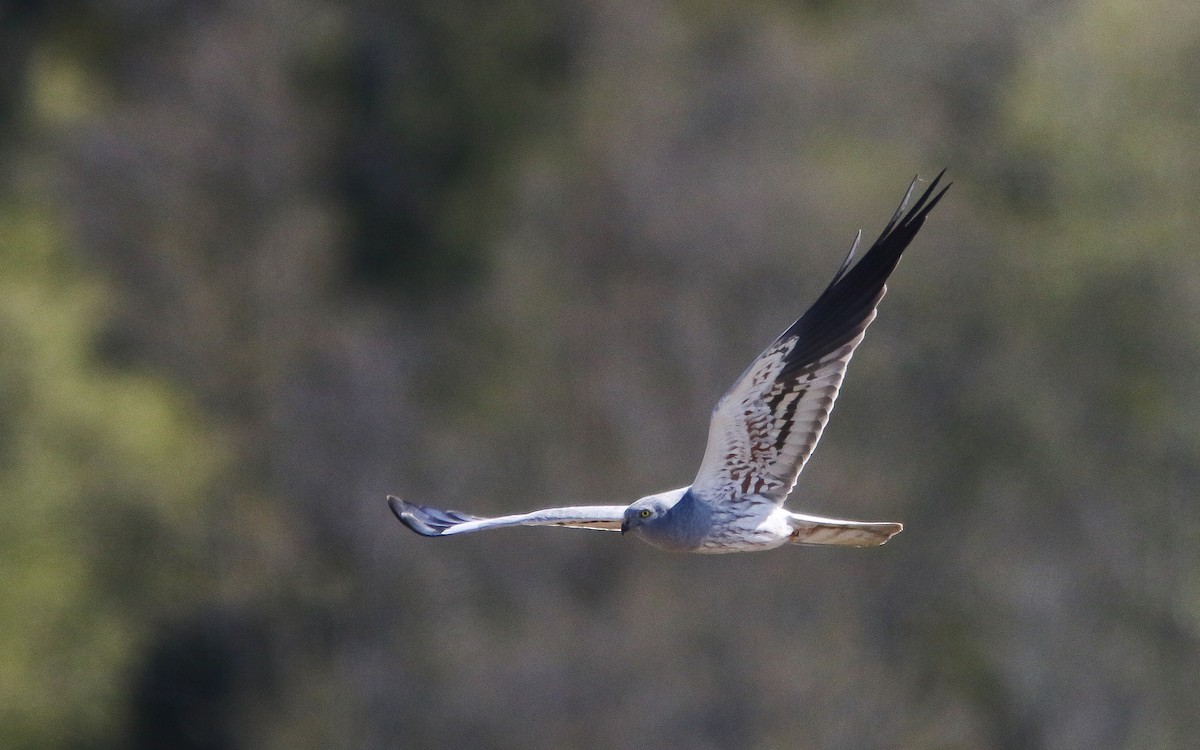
xmin=691 ymin=331 xmax=866 ymax=506
xmin=690 ymin=172 xmax=948 ymax=508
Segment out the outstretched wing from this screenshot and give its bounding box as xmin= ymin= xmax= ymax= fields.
xmin=388 ymin=496 xmax=627 ymax=537
xmin=690 ymin=172 xmax=948 ymax=508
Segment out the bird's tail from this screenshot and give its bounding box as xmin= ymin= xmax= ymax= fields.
xmin=785 ymin=511 xmax=902 ymax=547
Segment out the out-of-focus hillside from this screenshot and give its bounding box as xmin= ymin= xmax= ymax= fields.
xmin=2 ymin=0 xmax=1200 ymax=748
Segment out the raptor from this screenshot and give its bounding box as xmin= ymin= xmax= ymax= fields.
xmin=389 ymin=172 xmax=948 ymax=553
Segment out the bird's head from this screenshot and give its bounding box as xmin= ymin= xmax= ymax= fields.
xmin=621 ymin=499 xmax=664 ymax=535
xmin=620 ymin=490 xmax=685 ymax=535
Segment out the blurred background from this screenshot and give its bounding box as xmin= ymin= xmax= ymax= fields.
xmin=2 ymin=0 xmax=1200 ymax=748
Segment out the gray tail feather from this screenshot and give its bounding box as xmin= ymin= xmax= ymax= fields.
xmin=786 ymin=513 xmax=903 ymax=547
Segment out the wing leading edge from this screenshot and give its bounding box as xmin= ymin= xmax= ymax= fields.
xmin=388 ymin=496 xmax=627 ymax=537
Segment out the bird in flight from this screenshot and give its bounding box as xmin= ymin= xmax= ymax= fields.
xmin=389 ymin=172 xmax=948 ymax=553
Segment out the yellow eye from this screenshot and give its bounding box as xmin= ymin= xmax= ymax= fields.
xmin=639 ymin=509 xmax=652 ymax=518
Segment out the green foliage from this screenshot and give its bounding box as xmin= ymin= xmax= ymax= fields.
xmin=1004 ymin=0 xmax=1200 ymax=436
xmin=338 ymin=0 xmax=574 ymax=293
xmin=0 ymin=200 xmax=223 ymax=747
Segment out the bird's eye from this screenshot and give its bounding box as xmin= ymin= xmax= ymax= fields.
xmin=639 ymin=509 xmax=652 ymax=518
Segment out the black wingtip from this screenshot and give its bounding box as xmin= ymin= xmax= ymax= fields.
xmin=879 ymin=170 xmax=949 ymax=240
xmin=387 ymin=495 xmax=481 ymax=537
xmin=387 ymin=495 xmax=407 ymax=522
xmin=773 ymin=170 xmax=949 ymax=375
xmin=828 ymin=229 xmax=863 ymax=287
xmin=388 ymin=495 xmax=432 ymax=536
xmin=388 ymin=495 xmax=445 ymax=537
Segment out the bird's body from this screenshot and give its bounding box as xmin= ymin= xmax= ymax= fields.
xmin=389 ymin=172 xmax=948 ymax=553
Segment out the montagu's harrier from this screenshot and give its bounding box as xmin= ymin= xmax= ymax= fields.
xmin=389 ymin=172 xmax=948 ymax=553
